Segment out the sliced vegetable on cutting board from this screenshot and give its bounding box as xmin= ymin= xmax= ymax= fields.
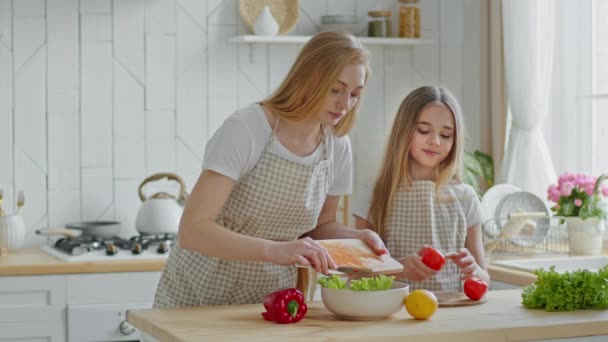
xmin=317 ymin=239 xmax=404 ymax=275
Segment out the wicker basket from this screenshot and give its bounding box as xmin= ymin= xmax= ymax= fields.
xmin=239 ymin=0 xmax=299 ymax=35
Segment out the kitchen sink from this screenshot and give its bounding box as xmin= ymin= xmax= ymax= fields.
xmin=491 ymin=255 xmax=608 ymax=273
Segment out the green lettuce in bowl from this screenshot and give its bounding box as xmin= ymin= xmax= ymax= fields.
xmin=317 ymin=274 xmax=395 ymax=291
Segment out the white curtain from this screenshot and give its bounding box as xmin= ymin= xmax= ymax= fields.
xmin=501 ymin=0 xmax=557 ymax=199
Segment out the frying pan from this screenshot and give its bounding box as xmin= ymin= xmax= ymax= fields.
xmin=65 ymin=221 xmax=121 ymax=239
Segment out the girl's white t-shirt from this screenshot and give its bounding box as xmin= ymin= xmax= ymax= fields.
xmin=202 ymin=103 xmax=353 ymax=196
xmin=353 ymin=182 xmax=481 ymax=227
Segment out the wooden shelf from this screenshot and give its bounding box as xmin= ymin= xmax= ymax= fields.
xmin=230 ymin=35 xmax=433 ymax=46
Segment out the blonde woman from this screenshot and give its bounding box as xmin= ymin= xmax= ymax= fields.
xmin=353 ymin=86 xmax=490 ymax=292
xmin=154 ymin=32 xmax=386 ymax=308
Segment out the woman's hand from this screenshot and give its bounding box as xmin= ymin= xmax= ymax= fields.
xmin=445 ymin=248 xmax=478 ymax=280
xmin=396 ymin=246 xmax=438 ymax=281
xmin=266 ymin=237 xmax=337 ymax=274
xmin=356 ymin=229 xmax=388 ymax=255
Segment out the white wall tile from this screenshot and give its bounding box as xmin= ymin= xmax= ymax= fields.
xmin=81 ymin=41 xmax=113 ymax=167
xmin=48 ymin=188 xmax=81 ymax=226
xmin=48 ymin=0 xmax=79 ymax=89
xmin=14 ymin=46 xmax=46 ymax=173
xmin=145 ymin=34 xmax=176 ymax=110
xmin=114 ymin=179 xmax=140 ymax=238
xmin=13 ymin=0 xmax=44 ymax=17
xmin=82 ymin=167 xmax=114 ymax=220
xmin=48 ymin=0 xmax=80 ymax=190
xmin=176 ymin=0 xmax=206 ymax=28
xmin=114 ymin=60 xmax=145 ymax=137
xmin=0 ymin=0 xmax=12 ymax=183
xmin=208 ymin=96 xmax=236 ymax=137
xmin=146 ymin=110 xmax=176 ymax=174
xmin=297 ymin=0 xmax=325 ymax=35
xmin=114 ymin=136 xmax=145 ymax=179
xmin=208 ymin=0 xmax=236 ymax=25
xmin=114 ymin=0 xmax=145 ymax=85
xmin=48 ymin=88 xmax=80 ymax=189
xmin=268 ymin=44 xmax=300 ymax=90
xmin=208 ymin=25 xmax=236 ymax=97
xmin=176 ymin=6 xmax=207 ymax=167
xmin=81 ymin=0 xmax=111 ymax=14
xmin=81 ymin=14 xmax=112 ymax=41
xmin=237 ymin=43 xmax=267 ymax=106
xmin=329 ymin=0 xmax=355 ymax=15
xmin=145 ymin=0 xmax=177 ymax=34
xmin=13 ymin=10 xmax=45 ymax=73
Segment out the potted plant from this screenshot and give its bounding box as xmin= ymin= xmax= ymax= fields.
xmin=463 ymin=150 xmax=494 ymax=197
xmin=547 ymin=173 xmax=608 ymax=255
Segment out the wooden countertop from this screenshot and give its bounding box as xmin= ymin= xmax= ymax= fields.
xmin=127 ymin=289 xmax=608 ymax=342
xmin=0 ymin=248 xmax=166 ymax=276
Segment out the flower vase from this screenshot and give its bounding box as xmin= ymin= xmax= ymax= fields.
xmin=253 ymin=5 xmax=279 ymax=36
xmin=565 ymin=217 xmax=605 ymax=255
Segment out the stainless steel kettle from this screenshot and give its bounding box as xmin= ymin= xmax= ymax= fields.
xmin=135 ymin=173 xmax=188 ymax=235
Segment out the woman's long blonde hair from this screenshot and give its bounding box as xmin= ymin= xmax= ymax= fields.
xmin=269 ymin=32 xmax=370 ymax=298
xmin=261 ymin=31 xmax=371 ymax=137
xmin=368 ymin=86 xmax=465 ymax=239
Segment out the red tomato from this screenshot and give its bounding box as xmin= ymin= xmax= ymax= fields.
xmin=463 ymin=277 xmax=488 ymax=301
xmin=420 ymin=247 xmax=446 ymax=271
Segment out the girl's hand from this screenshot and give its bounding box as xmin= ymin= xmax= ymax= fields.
xmin=267 ymin=237 xmax=337 ymax=274
xmin=396 ymin=246 xmax=438 ymax=281
xmin=445 ymin=248 xmax=478 ymax=280
xmin=356 ymin=229 xmax=388 ymax=255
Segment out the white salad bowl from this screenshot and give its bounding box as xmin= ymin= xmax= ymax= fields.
xmin=320 ymin=281 xmax=410 ymax=320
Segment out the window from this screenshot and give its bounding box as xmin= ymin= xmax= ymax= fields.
xmin=542 ymin=0 xmax=607 ymax=176
xmin=592 ymin=0 xmax=608 ymax=173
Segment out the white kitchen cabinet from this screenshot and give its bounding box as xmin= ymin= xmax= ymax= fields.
xmin=0 ymin=275 xmax=67 ymax=341
xmin=0 ymin=271 xmax=161 ymax=342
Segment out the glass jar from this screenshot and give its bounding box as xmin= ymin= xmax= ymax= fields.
xmin=367 ymin=11 xmax=392 ymax=38
xmin=398 ymin=0 xmax=420 ymax=38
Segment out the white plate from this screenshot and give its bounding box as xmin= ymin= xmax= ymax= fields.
xmin=480 ymin=184 xmax=521 ymax=238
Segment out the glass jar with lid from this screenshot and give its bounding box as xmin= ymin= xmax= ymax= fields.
xmin=398 ymin=0 xmax=420 ymax=38
xmin=367 ymin=10 xmax=393 ymax=38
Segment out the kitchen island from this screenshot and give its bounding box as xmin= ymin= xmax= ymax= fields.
xmin=127 ymin=289 xmax=608 ymax=342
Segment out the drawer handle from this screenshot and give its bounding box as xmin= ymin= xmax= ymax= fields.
xmin=120 ymin=321 xmax=136 ymax=335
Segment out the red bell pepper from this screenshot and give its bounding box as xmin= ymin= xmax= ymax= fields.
xmin=261 ymin=288 xmax=307 ymax=324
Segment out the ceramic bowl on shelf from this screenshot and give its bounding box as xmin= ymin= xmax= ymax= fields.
xmin=320 ymin=281 xmax=409 ymax=320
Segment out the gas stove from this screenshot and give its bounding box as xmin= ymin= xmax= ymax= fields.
xmin=41 ymin=233 xmax=176 ymax=262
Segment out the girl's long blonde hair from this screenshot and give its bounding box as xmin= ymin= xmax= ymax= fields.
xmin=261 ymin=31 xmax=371 ymax=137
xmin=368 ymin=86 xmax=465 ymax=239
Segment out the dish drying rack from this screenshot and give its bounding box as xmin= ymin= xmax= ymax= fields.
xmin=483 ymin=213 xmax=569 ymax=257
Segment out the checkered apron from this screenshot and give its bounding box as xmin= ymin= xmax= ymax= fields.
xmin=154 ymin=123 xmax=329 ymax=307
xmin=385 ymin=181 xmax=466 ymax=292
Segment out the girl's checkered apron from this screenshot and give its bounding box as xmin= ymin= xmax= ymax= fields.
xmin=385 ymin=181 xmax=466 ymax=292
xmin=154 ymin=122 xmax=330 ymax=307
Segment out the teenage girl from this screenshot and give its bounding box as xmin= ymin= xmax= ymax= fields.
xmin=353 ymin=86 xmax=490 ymax=292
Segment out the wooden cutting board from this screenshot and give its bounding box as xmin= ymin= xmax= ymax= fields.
xmin=317 ymin=239 xmax=404 ymax=275
xmin=435 ymin=291 xmax=488 ymax=307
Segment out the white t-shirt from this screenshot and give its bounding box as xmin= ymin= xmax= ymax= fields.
xmin=353 ymin=182 xmax=481 ymax=227
xmin=202 ymin=103 xmax=353 ymax=196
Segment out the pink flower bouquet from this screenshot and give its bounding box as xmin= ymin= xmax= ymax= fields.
xmin=547 ymin=173 xmax=608 ymax=220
